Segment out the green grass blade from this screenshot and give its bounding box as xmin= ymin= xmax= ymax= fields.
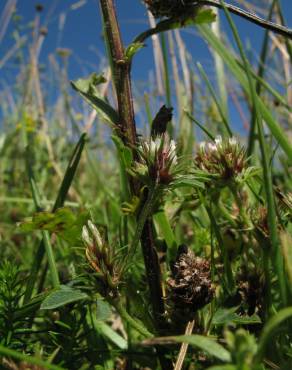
xmin=197 ymin=62 xmax=232 ymax=137
xmin=256 ymin=307 xmax=292 ymax=362
xmin=26 ymin=148 xmax=60 ymax=289
xmin=53 ymin=133 xmax=87 ymax=210
xmin=24 ymin=133 xmax=87 ymax=301
xmin=218 ymin=0 xmax=287 ymax=307
xmin=184 ymin=110 xmax=215 ymax=141
xmin=154 ymin=209 xmax=177 ymax=262
xmin=198 ymin=24 xmax=292 ymax=160
xmin=0 ymin=345 xmax=65 ymax=370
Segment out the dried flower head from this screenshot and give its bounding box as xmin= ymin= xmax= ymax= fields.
xmin=132 ymin=134 xmax=178 ymax=186
xmin=195 ymin=136 xmax=254 ymax=187
xmin=82 ymin=221 xmax=120 ymax=290
xmin=143 ymin=0 xmax=196 ymax=19
xmin=167 ymin=245 xmax=214 ymax=325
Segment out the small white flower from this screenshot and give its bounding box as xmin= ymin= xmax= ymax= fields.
xmin=214 ymin=135 xmax=222 ymax=147
xmin=199 ymin=141 xmax=206 ymax=151
xmin=229 ymin=137 xmax=237 ymax=146
xmin=207 ymin=143 xmax=217 ymax=152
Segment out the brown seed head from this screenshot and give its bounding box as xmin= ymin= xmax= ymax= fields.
xmin=167 ymin=246 xmax=214 ymax=325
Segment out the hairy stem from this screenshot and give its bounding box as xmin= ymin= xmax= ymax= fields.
xmin=100 ymin=0 xmax=137 ymax=147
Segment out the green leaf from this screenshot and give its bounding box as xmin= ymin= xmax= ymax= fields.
xmin=112 ymin=135 xmax=133 ymax=170
xmin=112 ymin=135 xmax=132 ymax=200
xmin=41 ymin=285 xmax=88 ymax=309
xmin=96 ymin=298 xmax=112 ymax=321
xmin=153 ymin=210 xmax=177 ymax=262
xmin=93 ymin=320 xmax=128 ymax=349
xmin=0 ymin=345 xmax=65 ymax=370
xmin=207 ymin=366 xmax=236 ymax=370
xmin=72 ymin=73 xmax=107 ymax=93
xmin=256 ymin=307 xmax=292 ymax=362
xmin=194 ymin=8 xmax=217 ymax=24
xmin=134 ymin=9 xmax=215 ymax=45
xmin=173 ymin=334 xmax=231 ymax=362
xmin=19 ymin=207 xmax=90 ymax=247
xmin=71 ymin=73 xmax=119 ymax=124
xmin=125 ymin=42 xmax=144 ymax=61
xmin=212 ymin=307 xmax=261 ymax=326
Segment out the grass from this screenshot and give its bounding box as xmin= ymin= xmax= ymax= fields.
xmin=0 ymin=1 xmax=292 ymax=369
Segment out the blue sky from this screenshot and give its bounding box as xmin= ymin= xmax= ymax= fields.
xmin=1 ymin=0 xmax=291 ymax=134
xmin=2 ymin=0 xmax=291 ymax=81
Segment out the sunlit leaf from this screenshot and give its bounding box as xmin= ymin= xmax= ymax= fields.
xmin=71 ymin=73 xmax=119 ymax=124
xmin=19 ymin=207 xmax=90 ymax=246
xmin=41 ymin=285 xmax=88 ymax=309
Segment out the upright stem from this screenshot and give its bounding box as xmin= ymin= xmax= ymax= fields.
xmin=99 ymin=2 xmax=168 ymax=362
xmin=100 ymin=0 xmax=137 ymax=147
xmin=141 ymin=219 xmax=166 ymax=331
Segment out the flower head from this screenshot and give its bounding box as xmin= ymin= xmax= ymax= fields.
xmin=132 ymin=134 xmax=178 ymax=186
xmin=167 ymin=245 xmax=214 ymax=327
xmin=82 ymin=221 xmax=120 ymax=290
xmin=195 ymin=136 xmax=251 ymax=186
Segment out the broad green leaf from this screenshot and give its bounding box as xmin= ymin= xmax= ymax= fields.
xmin=212 ymin=307 xmax=261 ymax=326
xmin=19 ymin=207 xmax=90 ymax=246
xmin=41 ymin=285 xmax=88 ymax=309
xmin=173 ymin=334 xmax=231 ymax=362
xmin=71 ymin=73 xmax=119 ymax=124
xmin=96 ymin=298 xmax=112 ymax=321
xmin=72 ymin=73 xmax=107 ymax=92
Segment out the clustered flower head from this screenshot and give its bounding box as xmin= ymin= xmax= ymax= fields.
xmin=82 ymin=221 xmax=120 ymax=290
xmin=167 ymin=245 xmax=214 ymax=326
xmin=195 ymin=136 xmax=250 ymax=186
xmin=143 ymin=0 xmax=197 ymax=19
xmin=132 ymin=134 xmax=178 ymax=186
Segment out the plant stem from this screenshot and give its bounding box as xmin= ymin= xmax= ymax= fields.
xmin=112 ymin=299 xmax=153 ymax=338
xmin=100 ymin=0 xmax=137 ymax=148
xmin=141 ymin=219 xmax=166 ymax=330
